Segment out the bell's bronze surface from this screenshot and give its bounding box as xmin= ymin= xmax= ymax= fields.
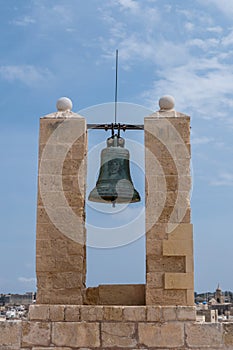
xmin=88 ymin=136 xmax=141 ymax=204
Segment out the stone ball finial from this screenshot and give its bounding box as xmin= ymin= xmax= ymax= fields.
xmin=159 ymin=95 xmax=175 ymax=111
xmin=56 ymin=97 xmax=73 ymax=111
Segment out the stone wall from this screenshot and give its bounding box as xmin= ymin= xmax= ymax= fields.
xmin=145 ymin=114 xmax=193 ymax=306
xmin=36 ymin=115 xmax=87 ymax=304
xmin=1 ymin=305 xmax=233 ymax=349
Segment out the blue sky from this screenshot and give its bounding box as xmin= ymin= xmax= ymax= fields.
xmin=1 ymin=0 xmax=233 ymax=294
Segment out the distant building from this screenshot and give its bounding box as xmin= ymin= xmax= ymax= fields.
xmin=1 ymin=292 xmax=35 ymax=306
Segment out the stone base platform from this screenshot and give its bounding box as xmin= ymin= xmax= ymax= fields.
xmin=1 ymin=305 xmax=233 ymax=349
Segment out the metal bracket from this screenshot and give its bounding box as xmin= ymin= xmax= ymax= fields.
xmin=87 ymin=123 xmax=144 ymax=131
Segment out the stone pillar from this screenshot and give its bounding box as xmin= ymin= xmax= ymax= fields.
xmin=36 ymin=99 xmax=87 ymax=304
xmin=145 ymin=99 xmax=194 ymax=306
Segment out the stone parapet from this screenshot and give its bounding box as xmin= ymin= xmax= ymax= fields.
xmin=2 ymin=305 xmax=233 ymax=349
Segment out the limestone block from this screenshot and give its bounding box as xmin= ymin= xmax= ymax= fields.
xmin=186 ymin=256 xmax=194 ymax=273
xmin=80 ymin=306 xmax=104 ymax=321
xmin=176 ymin=306 xmax=196 ymax=321
xmin=138 ymin=322 xmax=184 ymax=348
xmin=162 ymin=306 xmax=177 ymax=321
xmin=163 ymin=239 xmax=193 ymax=256
xmin=145 ymin=156 xmax=190 ymax=176
xmin=0 ymin=321 xmax=21 ymax=349
xmin=185 ymin=323 xmax=223 ymax=348
xmin=146 ymin=223 xmax=168 ymax=240
xmin=147 ymin=306 xmax=162 ymax=321
xmin=147 ymin=256 xmax=185 ymax=273
xmin=101 ymin=322 xmax=137 ymax=347
xmin=84 ymin=287 xmax=99 ymax=305
xmin=36 ymin=223 xmax=63 ymax=240
xmin=223 ymin=323 xmax=233 ymax=346
xmin=146 ymin=272 xmax=164 ymax=288
xmin=187 ymin=289 xmax=195 ymax=305
xmin=146 ymin=288 xmax=186 ymax=305
xmin=164 ymin=272 xmax=194 ymax=289
xmin=39 ymin=119 xmax=64 ymax=144
xmin=52 ymin=322 xmax=100 ymax=347
xmin=52 ymin=272 xmax=83 ymax=289
xmin=103 ymin=306 xmax=123 ymax=321
xmin=22 ymin=322 xmax=51 ymax=347
xmin=37 ymin=208 xmax=51 ymax=224
xmin=29 ymin=305 xmax=49 ymax=321
xmin=99 ymin=284 xmax=145 ymax=306
xmin=146 ymin=142 xmax=190 ymax=160
xmin=36 ymin=256 xmax=56 ymax=272
xmin=146 ymin=205 xmax=191 ymax=224
xmin=123 ymin=306 xmax=146 ymax=321
xmin=49 ymin=305 xmax=65 ymax=321
xmin=55 ymin=254 xmax=84 ymax=272
xmin=62 ymin=175 xmax=82 ymax=193
xmin=65 ymin=306 xmax=80 ymax=321
xmin=145 ymin=116 xmax=190 ymax=145
xmin=36 ymin=273 xmax=53 ymax=291
xmin=37 ymin=289 xmax=83 ymax=305
xmin=62 ymin=159 xmax=84 ymax=176
xmin=169 ymin=223 xmax=193 ymax=240
xmin=146 ymin=239 xmax=163 ymax=256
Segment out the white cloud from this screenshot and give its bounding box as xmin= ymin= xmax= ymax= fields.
xmin=185 ymin=22 xmax=194 ymax=31
xmin=117 ymin=0 xmax=139 ymax=11
xmin=18 ymin=277 xmax=36 ymax=283
xmin=207 ymin=26 xmax=223 ymax=34
xmin=10 ymin=16 xmax=36 ymax=26
xmin=210 ymin=172 xmax=233 ymax=186
xmin=192 ymin=137 xmax=213 ymax=145
xmin=221 ymin=30 xmax=233 ymax=46
xmin=201 ymin=0 xmax=233 ymax=17
xmin=0 ymin=65 xmax=53 ymax=86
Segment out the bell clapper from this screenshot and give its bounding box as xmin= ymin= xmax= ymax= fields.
xmin=112 ymin=200 xmax=116 ymax=208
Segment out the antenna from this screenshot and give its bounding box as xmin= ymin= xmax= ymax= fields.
xmin=114 ymin=49 xmax=118 ymax=124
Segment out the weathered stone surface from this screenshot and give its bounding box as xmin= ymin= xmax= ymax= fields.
xmin=164 ymin=272 xmax=194 ymax=290
xmin=101 ymin=322 xmax=137 ymax=347
xmin=52 ymin=322 xmax=100 ymax=347
xmin=80 ymin=306 xmax=103 ymax=321
xmin=169 ymin=223 xmax=193 ymax=239
xmin=103 ymin=306 xmax=123 ymax=321
xmin=146 ymin=287 xmax=187 ymax=305
xmin=85 ymin=284 xmax=145 ymax=306
xmin=65 ymin=305 xmax=80 ymax=321
xmin=186 ymin=323 xmax=223 ymax=347
xmin=163 ymin=239 xmax=193 ymax=256
xmin=162 ymin=306 xmax=177 ymax=321
xmin=0 ymin=321 xmax=21 ymax=349
xmin=146 ymin=239 xmax=163 ymax=256
xmin=29 ymin=305 xmax=49 ymax=321
xmin=138 ymin=322 xmax=184 ymax=348
xmin=123 ymin=306 xmax=146 ymax=321
xmin=49 ymin=305 xmax=65 ymax=321
xmin=22 ymin=321 xmax=51 ymax=347
xmin=147 ymin=256 xmax=185 ymax=273
xmin=177 ymin=306 xmax=196 ymax=321
xmin=146 ymin=272 xmax=164 ymax=288
xmin=147 ymin=306 xmax=162 ymax=321
xmin=223 ymin=323 xmax=233 ymax=346
xmin=99 ymin=284 xmax=145 ymax=306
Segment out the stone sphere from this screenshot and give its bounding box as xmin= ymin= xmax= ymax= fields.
xmin=56 ymin=97 xmax=73 ymax=111
xmin=159 ymin=95 xmax=175 ymax=110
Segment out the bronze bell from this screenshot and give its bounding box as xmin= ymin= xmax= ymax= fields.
xmin=88 ymin=135 xmax=141 ymax=204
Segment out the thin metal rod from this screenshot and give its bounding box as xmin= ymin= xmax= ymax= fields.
xmin=114 ymin=49 xmax=118 ymax=124
xmin=87 ymin=123 xmax=144 ymax=130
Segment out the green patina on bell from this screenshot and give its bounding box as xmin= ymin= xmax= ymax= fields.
xmin=88 ymin=135 xmax=141 ymax=204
